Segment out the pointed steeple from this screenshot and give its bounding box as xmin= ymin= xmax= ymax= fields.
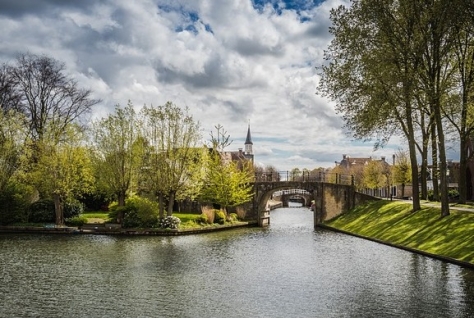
xmin=244 ymin=124 xmax=253 ymax=156
xmin=245 ymin=124 xmax=253 ymax=145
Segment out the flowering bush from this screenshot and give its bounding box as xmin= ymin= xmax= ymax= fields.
xmin=160 ymin=216 xmax=181 ymax=229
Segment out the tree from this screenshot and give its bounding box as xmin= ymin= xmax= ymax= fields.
xmin=140 ymin=102 xmax=202 ymax=217
xmin=91 ymin=101 xmax=143 ymax=223
xmin=349 ymin=164 xmax=365 ymax=190
xmin=200 ymin=152 xmax=254 ymax=215
xmin=363 ymin=160 xmax=387 ymax=196
xmin=11 ymin=53 xmax=99 ymax=144
xmin=30 ymin=124 xmax=94 ymax=225
xmin=290 ymin=168 xmax=302 ymax=181
xmin=392 ymin=150 xmax=412 ymax=198
xmin=318 ymin=0 xmax=462 ymax=214
xmin=199 ymin=124 xmax=254 ymax=215
xmin=443 ymin=1 xmax=474 ymax=204
xmin=0 ymin=64 xmax=21 ymax=112
xmin=0 ymin=110 xmax=26 ymax=192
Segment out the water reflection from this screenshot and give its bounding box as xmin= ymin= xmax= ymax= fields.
xmin=1 ymin=207 xmax=474 ymax=317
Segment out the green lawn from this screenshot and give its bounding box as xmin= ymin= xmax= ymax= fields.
xmin=80 ymin=212 xmax=110 ymax=223
xmin=325 ymin=200 xmax=474 ymax=264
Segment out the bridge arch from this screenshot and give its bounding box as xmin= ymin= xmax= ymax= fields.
xmin=273 ymin=189 xmax=313 ymax=207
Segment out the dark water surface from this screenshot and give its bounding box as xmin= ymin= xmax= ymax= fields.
xmin=1 ymin=207 xmax=474 ymax=318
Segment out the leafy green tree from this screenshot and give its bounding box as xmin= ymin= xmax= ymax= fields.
xmin=199 ymin=124 xmax=254 ymax=215
xmin=363 ymin=161 xmax=387 ymax=191
xmin=0 ymin=109 xmax=26 ymax=192
xmin=392 ymin=150 xmax=412 ymax=198
xmin=139 ymin=102 xmax=202 ymax=217
xmin=31 ymin=125 xmax=94 ymax=225
xmin=443 ymin=2 xmax=474 ymax=204
xmin=91 ymin=101 xmax=143 ymax=223
xmin=200 ymin=154 xmax=254 ymax=215
xmin=318 ymin=0 xmax=462 ymax=214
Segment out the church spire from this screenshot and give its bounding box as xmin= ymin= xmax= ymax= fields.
xmin=244 ymin=124 xmax=253 ymax=155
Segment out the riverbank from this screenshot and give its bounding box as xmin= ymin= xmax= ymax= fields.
xmin=0 ymin=221 xmax=256 ymax=236
xmin=322 ymin=200 xmax=474 ymax=268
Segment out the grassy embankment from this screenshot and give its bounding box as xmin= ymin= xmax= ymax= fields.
xmin=324 ymin=200 xmax=474 ymax=266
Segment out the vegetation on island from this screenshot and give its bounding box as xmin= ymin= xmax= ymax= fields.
xmin=0 ymin=53 xmax=254 ymax=230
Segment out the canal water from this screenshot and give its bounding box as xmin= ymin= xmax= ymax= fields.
xmin=1 ymin=206 xmax=474 ymax=317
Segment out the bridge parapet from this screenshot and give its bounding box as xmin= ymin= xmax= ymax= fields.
xmin=254 ymin=170 xmax=353 ymax=185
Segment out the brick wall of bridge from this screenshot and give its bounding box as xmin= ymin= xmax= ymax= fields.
xmin=314 ymin=183 xmax=380 ymax=224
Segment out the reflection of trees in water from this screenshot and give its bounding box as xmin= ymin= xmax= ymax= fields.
xmin=407 ymin=254 xmax=474 ymax=317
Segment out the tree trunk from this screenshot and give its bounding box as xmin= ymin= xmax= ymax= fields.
xmin=116 ymin=190 xmax=126 ymax=224
xmin=431 ymin=121 xmax=439 ymax=201
xmin=434 ymin=101 xmax=450 ymax=217
xmin=167 ymin=190 xmax=175 ymax=217
xmin=405 ymin=99 xmax=421 ymax=212
xmin=53 ymin=193 xmax=64 ymax=226
xmin=157 ymin=192 xmax=165 ymax=219
xmin=458 ymin=135 xmax=468 ymax=204
xmin=420 ymin=112 xmax=430 ymax=201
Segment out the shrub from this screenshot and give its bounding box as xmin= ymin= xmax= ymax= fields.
xmin=28 ymin=198 xmax=83 ymax=223
xmin=427 ymin=190 xmax=433 ymax=201
xmin=215 ymin=210 xmax=226 ymax=225
xmin=0 ymin=182 xmax=32 ymax=225
xmin=428 ymin=189 xmax=460 ymax=202
xmin=65 ymin=215 xmax=88 ymax=227
xmin=229 ymin=213 xmax=238 ymax=222
xmin=448 ymin=189 xmax=459 ymax=201
xmin=108 ymin=195 xmax=159 ymax=228
xmin=64 ymin=200 xmax=83 ymax=218
xmin=160 ymin=216 xmax=181 ymax=229
xmin=197 ymin=213 xmax=208 ymax=224
xmin=28 ymin=199 xmax=55 ymax=223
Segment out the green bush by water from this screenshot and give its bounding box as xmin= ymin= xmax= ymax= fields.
xmin=66 ymin=215 xmax=88 ymax=227
xmin=108 ymin=195 xmax=159 ymax=228
xmin=215 ymin=210 xmax=226 ymax=224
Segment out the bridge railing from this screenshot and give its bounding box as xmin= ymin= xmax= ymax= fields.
xmin=254 ymin=171 xmax=354 ymax=185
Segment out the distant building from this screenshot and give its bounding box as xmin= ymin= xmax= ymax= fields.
xmin=335 ymin=154 xmax=390 ymax=170
xmin=222 ymin=124 xmax=254 ymax=170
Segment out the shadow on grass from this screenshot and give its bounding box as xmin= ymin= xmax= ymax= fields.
xmin=326 ymin=200 xmax=474 ymax=264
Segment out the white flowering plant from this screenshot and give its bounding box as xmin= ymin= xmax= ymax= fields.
xmin=160 ymin=216 xmax=181 ymax=229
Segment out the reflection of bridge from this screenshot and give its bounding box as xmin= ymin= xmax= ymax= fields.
xmin=249 ymin=171 xmax=374 ymax=227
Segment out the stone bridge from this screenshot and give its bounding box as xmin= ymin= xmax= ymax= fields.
xmin=247 ymin=172 xmax=375 ymax=227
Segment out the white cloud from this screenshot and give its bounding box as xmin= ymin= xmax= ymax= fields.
xmin=0 ymin=0 xmax=408 ymax=171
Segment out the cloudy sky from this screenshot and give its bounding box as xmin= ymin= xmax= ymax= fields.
xmin=0 ymin=0 xmax=416 ymax=171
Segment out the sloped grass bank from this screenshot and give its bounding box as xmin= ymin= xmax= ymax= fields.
xmin=324 ymin=200 xmax=474 ymax=267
